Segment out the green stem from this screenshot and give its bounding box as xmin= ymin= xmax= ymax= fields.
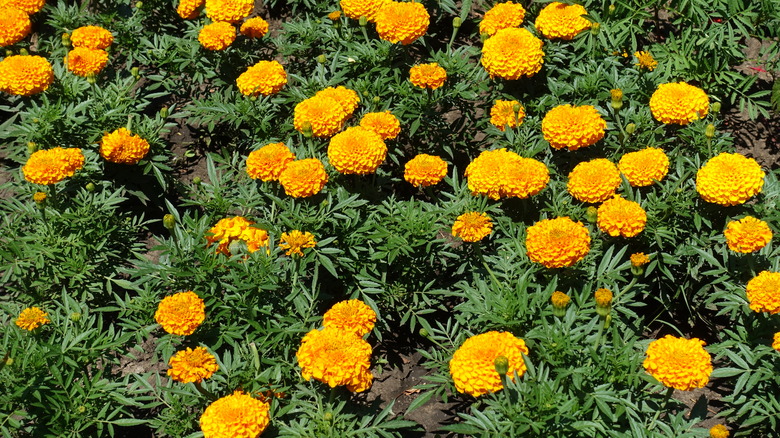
xmin=327 ymin=386 xmax=338 ymax=405
xmin=647 ymin=386 xmax=675 ymax=430
xmin=194 ymin=381 xmax=217 ymax=401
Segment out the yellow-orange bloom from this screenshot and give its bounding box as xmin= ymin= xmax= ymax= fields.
xmin=634 ymin=51 xmax=658 ymax=71
xmin=293 ymin=96 xmax=347 ymax=138
xmin=1 ymin=0 xmax=44 ymax=14
xmin=567 ymin=159 xmax=621 ymax=204
xmin=278 ymin=158 xmax=329 ymax=198
xmin=328 ymin=126 xmax=387 ymax=175
xmin=643 ymin=335 xmax=712 ymax=391
xmin=724 ymin=216 xmax=772 ymax=253
xmin=551 ymin=291 xmax=570 ymax=308
xmin=278 ymin=230 xmax=316 ymax=256
xmin=649 ymin=82 xmax=709 ymax=125
xmin=745 ymin=271 xmax=780 ymax=314
xmin=177 ymin=0 xmax=204 ymax=19
xmin=534 ymin=2 xmax=591 ymax=40
xmin=200 ymin=390 xmax=270 ymax=438
xmin=33 ymin=191 xmax=46 ymax=203
xmin=0 ymin=6 xmax=31 ymax=47
xmin=709 ymin=424 xmax=729 ymax=438
xmin=597 ymin=195 xmax=647 ymax=238
xmin=452 ymin=212 xmax=493 ymax=243
xmin=375 ymin=1 xmax=429 ymax=45
xmin=489 ymin=100 xmax=525 ymax=131
xmin=206 ymin=216 xmax=269 ymax=255
xmin=542 ymin=104 xmax=606 ymax=150
xmin=236 ymin=60 xmax=287 ymax=96
xmin=198 ymin=22 xmax=236 ymax=51
xmin=296 ymin=327 xmax=373 ymax=392
xmin=772 ymin=332 xmax=780 ymax=353
xmin=481 ymin=27 xmax=544 ymax=80
xmin=246 ymin=142 xmax=295 ymax=181
xmin=168 ymin=347 xmax=219 ymax=384
xmin=154 ymin=291 xmax=206 ymax=336
xmin=315 ymin=86 xmax=360 ymax=117
xmin=360 ymin=111 xmax=401 ymax=140
xmin=526 ymin=217 xmax=590 ymax=268
xmin=204 ymin=0 xmax=253 ymax=23
xmin=240 ymin=17 xmax=269 ymax=38
xmin=404 ymin=154 xmax=447 ymax=187
xmin=323 ymin=299 xmax=376 ymax=336
xmin=100 ymin=127 xmax=150 ymax=165
xmin=594 ymin=288 xmax=613 ymax=307
xmin=70 ymin=26 xmax=113 ymax=49
xmin=0 ymin=54 xmax=54 ymax=96
xmin=65 ymin=47 xmax=108 ymax=77
xmin=339 ymin=0 xmax=388 ymax=22
xmin=695 ymin=153 xmax=764 ymax=206
xmin=22 ymin=147 xmax=84 ymax=185
xmin=449 ymin=331 xmax=529 ymax=397
xmin=465 ymin=148 xmax=549 ymax=200
xmin=618 ymin=147 xmax=669 ymax=187
xmin=480 ymin=2 xmax=525 ymax=37
xmin=15 ymin=307 xmax=50 ymax=331
xmin=409 ymin=63 xmax=446 ymax=90
xmin=630 ymin=252 xmax=650 ymax=267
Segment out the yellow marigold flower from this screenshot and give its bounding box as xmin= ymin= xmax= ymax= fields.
xmin=375 ymin=0 xmax=429 ymax=45
xmin=206 ymin=216 xmax=269 ymax=255
xmin=634 ymin=50 xmax=658 ymax=71
xmin=100 ymin=127 xmax=150 ymax=165
xmin=480 ymin=2 xmax=525 ymax=37
xmin=618 ymin=147 xmax=669 ymax=187
xmin=481 ymin=27 xmax=544 ymax=80
xmin=0 ymin=0 xmax=44 ymax=14
xmin=154 ymin=291 xmax=206 ymax=336
xmin=240 ymin=17 xmax=269 ymax=38
xmin=15 ymin=307 xmax=49 ymax=331
xmin=23 ymin=147 xmax=84 ymax=185
xmin=33 ymin=191 xmax=46 ymax=203
xmin=449 ymin=331 xmax=529 ymax=397
xmin=630 ymin=252 xmax=650 ymax=267
xmin=70 ymin=26 xmax=113 ymax=49
xmin=198 ymin=22 xmax=236 ymax=51
xmin=340 ymin=0 xmax=388 ymax=22
xmin=649 ymin=82 xmax=709 ymax=125
xmin=65 ymin=47 xmax=108 ymax=77
xmin=204 ymin=0 xmax=252 ymax=23
xmin=278 ymin=230 xmax=316 ymax=256
xmin=315 ymin=86 xmax=360 ymax=117
xmin=551 ymin=291 xmax=570 ymax=308
xmin=594 ymin=288 xmax=613 ymax=307
xmin=246 ymin=142 xmax=295 ymax=181
xmin=168 ymin=347 xmax=219 ymax=384
xmin=323 ymin=299 xmax=376 ymax=336
xmin=328 ymin=126 xmax=387 ymax=175
xmin=709 ymin=424 xmax=729 ymax=438
xmin=745 ymin=271 xmax=780 ymax=314
xmin=177 ymin=0 xmax=204 ymax=19
xmin=643 ymin=335 xmax=712 ymax=391
xmin=567 ymin=158 xmax=621 ymax=204
xmin=296 ymin=326 xmax=374 ymax=392
xmin=489 ymin=100 xmax=525 ymax=131
xmin=724 ymin=216 xmax=772 ymax=253
xmin=542 ymin=104 xmax=606 ymax=151
xmin=328 ymin=10 xmax=341 ymax=21
xmin=526 ymin=217 xmax=590 ymax=268
xmin=465 ymin=148 xmax=549 ymax=200
xmin=0 ymin=54 xmax=54 ymax=96
xmin=452 ymin=212 xmax=493 ymax=243
xmin=772 ymin=332 xmax=780 ymax=352
xmin=404 ymin=154 xmax=447 ymax=188
xmin=695 ymin=153 xmax=764 ymax=206
xmin=409 ymin=62 xmax=446 ymax=90
xmin=534 ymin=2 xmax=591 ymax=40
xmin=0 ymin=6 xmax=31 ymax=47
xmin=278 ymin=158 xmax=329 ymax=198
xmin=239 ymin=226 xmax=270 ymax=253
xmin=294 ymin=96 xmax=347 ymax=138
xmin=200 ymin=390 xmax=270 ymax=438
xmin=360 ymin=111 xmax=401 ymax=140
xmin=597 ymin=195 xmax=647 ymax=238
xmin=236 ymin=60 xmax=287 ymax=96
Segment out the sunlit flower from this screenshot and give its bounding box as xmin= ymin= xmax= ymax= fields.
xmin=551 ymin=291 xmax=570 ymax=308
xmin=15 ymin=307 xmax=50 ymax=331
xmin=0 ymin=54 xmax=54 ymax=96
xmin=542 ymin=104 xmax=606 ymax=150
xmin=375 ymin=1 xmax=429 ymax=45
xmin=198 ymin=21 xmax=236 ymax=51
xmin=489 ymin=100 xmax=524 ymax=131
xmin=630 ymin=252 xmax=650 ymax=267
xmin=618 ymin=147 xmax=669 ymax=187
xmin=534 ymin=2 xmax=591 ymax=40
xmin=323 ymin=299 xmax=376 ymax=336
xmin=724 ymin=216 xmax=772 ymax=253
xmin=339 ymin=0 xmax=388 ymax=22
xmin=695 ymin=153 xmax=764 ymax=206
xmin=71 ymin=26 xmax=113 ymax=49
xmin=567 ymin=158 xmax=621 ymax=203
xmin=643 ymin=335 xmax=712 ymax=390
xmin=154 ymin=291 xmax=206 ymax=336
xmin=526 ymin=217 xmax=590 ymax=268
xmin=449 ymin=331 xmax=529 ymax=397
xmin=204 ymin=0 xmax=253 ymax=23
xmin=293 ymin=96 xmax=347 ymax=137
xmin=404 ymin=154 xmax=447 ymax=187
xmin=65 ymin=47 xmax=109 ymax=77
xmin=246 ymin=142 xmax=295 ymax=181
xmin=206 ymin=216 xmax=269 ymax=255
xmin=597 ymin=195 xmax=647 ymax=238
xmin=481 ymin=27 xmax=544 ymax=80
xmin=296 ymin=326 xmax=373 ymax=392
xmin=745 ymin=271 xmax=780 ymax=314
xmin=168 ymin=347 xmax=219 ymax=384
xmin=594 ymin=288 xmax=612 ymax=308
xmin=22 ymin=147 xmax=84 ymax=185
xmin=452 ymin=212 xmax=493 ymax=243
xmin=315 ymin=86 xmax=360 ymax=117
xmin=465 ymin=148 xmax=549 ymax=200
xmin=177 ymin=0 xmax=204 ymax=19
xmin=0 ymin=6 xmax=31 ymax=47
xmin=33 ymin=191 xmax=46 ymax=203
xmin=1 ymin=0 xmax=44 ymax=14
xmin=360 ymin=111 xmax=401 ymax=140
xmin=709 ymin=424 xmax=729 ymax=438
xmin=278 ymin=230 xmax=316 ymax=256
xmin=772 ymin=332 xmax=780 ymax=353
xmin=480 ymin=2 xmax=525 ymax=37
xmin=236 ymin=60 xmax=287 ymax=96
xmin=200 ymin=390 xmax=270 ymax=438
xmin=100 ymin=127 xmax=150 ymax=165
xmin=240 ymin=17 xmax=269 ymax=38
xmin=328 ymin=126 xmax=387 ymax=175
xmin=634 ymin=50 xmax=658 ymax=71
xmin=649 ymin=82 xmax=709 ymax=125
xmin=409 ymin=63 xmax=446 ymax=90
xmin=278 ymin=158 xmax=329 ymax=198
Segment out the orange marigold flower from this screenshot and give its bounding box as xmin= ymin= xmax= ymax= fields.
xmin=65 ymin=47 xmax=108 ymax=77
xmin=359 ymin=111 xmax=401 ymax=140
xmin=709 ymin=424 xmax=729 ymax=438
xmin=168 ymin=346 xmax=219 ymax=384
xmin=200 ymin=390 xmax=270 ymax=438
xmin=204 ymin=0 xmax=252 ymax=23
xmin=0 ymin=6 xmax=31 ymax=47
xmin=315 ymin=86 xmax=360 ymax=117
xmin=489 ymin=100 xmax=525 ymax=131
xmin=649 ymin=82 xmax=709 ymax=125
xmin=452 ymin=212 xmax=493 ymax=243
xmin=745 ymin=271 xmax=780 ymax=314
xmin=618 ymin=147 xmax=669 ymax=187
xmin=240 ymin=17 xmax=269 ymax=38
xmin=480 ymin=2 xmax=525 ymax=37
xmin=1 ymin=0 xmax=44 ymax=14
xmin=643 ymin=335 xmax=712 ymax=391
xmin=70 ymin=26 xmax=113 ymax=50
xmin=724 ymin=216 xmax=772 ymax=253
xmin=296 ymin=326 xmax=374 ymax=392
xmin=481 ymin=27 xmax=544 ymax=80
xmin=33 ymin=191 xmax=46 ymax=203
xmin=526 ymin=217 xmax=590 ymax=268
xmin=630 ymin=252 xmax=650 ymax=267
xmin=206 ymin=216 xmax=269 ymax=255
xmin=328 ymin=126 xmax=387 ymax=175
xmin=236 ymin=60 xmax=287 ymax=96
xmin=15 ymin=307 xmax=49 ymax=331
xmin=323 ymin=299 xmax=376 ymax=336
xmin=772 ymin=332 xmax=780 ymax=352
xmin=278 ymin=230 xmax=316 ymax=256
xmin=100 ymin=127 xmax=151 ymax=165
xmin=567 ymin=158 xmax=621 ymax=204
xmin=293 ymin=96 xmax=347 ymax=138
xmin=278 ymin=158 xmax=329 ymax=198
xmin=177 ymin=0 xmax=204 ymax=19
xmin=375 ymin=1 xmax=429 ymax=45
xmin=534 ymin=2 xmax=591 ymax=40
xmin=594 ymin=288 xmax=613 ymax=307
xmin=198 ymin=22 xmax=236 ymax=51
xmin=0 ymin=54 xmax=54 ymax=96
xmin=551 ymin=291 xmax=570 ymax=308
xmin=597 ymin=195 xmax=647 ymax=238
xmin=695 ymin=153 xmax=764 ymax=206
xmin=634 ymin=50 xmax=658 ymax=71
xmin=340 ymin=0 xmax=388 ymax=22
xmin=154 ymin=291 xmax=206 ymax=336
xmin=404 ymin=154 xmax=447 ymax=187
xmin=246 ymin=142 xmax=295 ymax=181
xmin=542 ymin=104 xmax=606 ymax=150
xmin=328 ymin=10 xmax=341 ymax=21
xmin=465 ymin=148 xmax=549 ymax=200
xmin=409 ymin=62 xmax=446 ymax=90
xmin=449 ymin=331 xmax=529 ymax=397
xmin=23 ymin=147 xmax=84 ymax=185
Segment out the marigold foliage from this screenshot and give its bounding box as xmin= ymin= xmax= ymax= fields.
xmin=594 ymin=288 xmax=613 ymax=307
xmin=452 ymin=212 xmax=493 ymax=243
xmin=695 ymin=153 xmax=764 ymax=206
xmin=480 ymin=2 xmax=525 ymax=37
xmin=618 ymin=147 xmax=669 ymax=187
xmin=204 ymin=0 xmax=252 ymax=23
xmin=70 ymin=26 xmax=113 ymax=49
xmin=278 ymin=230 xmax=316 ymax=256
xmin=773 ymin=332 xmax=780 ymax=353
xmin=404 ymin=154 xmax=447 ymax=187
xmin=23 ymin=147 xmax=84 ymax=185
xmin=293 ymin=96 xmax=347 ymax=137
xmin=567 ymin=158 xmax=621 ymax=203
xmin=154 ymin=291 xmax=206 ymax=336
xmin=449 ymin=331 xmax=529 ymax=397
xmin=359 ymin=111 xmax=401 ymax=140
xmin=340 ymin=0 xmax=388 ymax=22
xmin=542 ymin=104 xmax=606 ymax=150
xmin=296 ymin=327 xmax=373 ymax=392
xmin=315 ymin=86 xmax=360 ymax=116
xmin=489 ymin=100 xmax=525 ymax=131
xmin=328 ymin=126 xmax=387 ymax=175
xmin=236 ymin=60 xmax=287 ymax=96
xmin=0 ymin=0 xmax=44 ymax=14
xmin=177 ymin=0 xmax=204 ymax=19
xmin=278 ymin=158 xmax=329 ymax=198
xmin=322 ymin=299 xmax=376 ymax=336
xmin=15 ymin=307 xmax=50 ymax=331
xmin=99 ymin=127 xmax=150 ymax=164
xmin=206 ymin=216 xmax=269 ymax=255
xmin=526 ymin=217 xmax=591 ymax=268
xmin=709 ymin=424 xmax=729 ymax=438
xmin=597 ymin=195 xmax=647 ymax=238
xmin=481 ymin=27 xmax=544 ymax=80
xmin=375 ymin=1 xmax=429 ymax=45
xmin=634 ymin=50 xmax=658 ymax=71
xmin=745 ymin=271 xmax=780 ymax=314
xmin=246 ymin=142 xmax=295 ymax=181
xmin=649 ymin=82 xmax=709 ymax=125
xmin=0 ymin=6 xmax=31 ymax=47
xmin=643 ymin=335 xmax=712 ymax=391
xmin=199 ymin=22 xmax=236 ymax=51
xmin=534 ymin=2 xmax=591 ymax=40
xmin=168 ymin=347 xmax=219 ymax=384
xmin=240 ymin=17 xmax=269 ymax=38
xmin=0 ymin=54 xmax=54 ymax=96
xmin=465 ymin=148 xmax=549 ymax=200
xmin=409 ymin=63 xmax=446 ymax=90
xmin=551 ymin=291 xmax=570 ymax=308
xmin=630 ymin=252 xmax=650 ymax=267
xmin=724 ymin=216 xmax=772 ymax=253
xmin=200 ymin=390 xmax=270 ymax=438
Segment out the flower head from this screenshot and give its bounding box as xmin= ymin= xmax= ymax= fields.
xmin=481 ymin=27 xmax=544 ymax=80
xmin=480 ymin=2 xmax=525 ymax=37
xmin=724 ymin=216 xmax=772 ymax=253
xmin=278 ymin=230 xmax=316 ymax=256
xmin=198 ymin=22 xmax=236 ymax=51
xmin=551 ymin=291 xmax=570 ymax=308
xmin=594 ymin=288 xmax=613 ymax=307
xmin=177 ymin=0 xmax=204 ymax=19
xmin=328 ymin=126 xmax=387 ymax=175
xmin=323 ymin=299 xmax=376 ymax=336
xmin=490 ymin=100 xmax=525 ymax=131
xmin=279 ymin=158 xmax=329 ymax=198
xmin=542 ymin=105 xmax=606 ymax=150
xmin=709 ymin=424 xmax=729 ymax=438
xmin=643 ymin=335 xmax=712 ymax=390
xmin=0 ymin=55 xmax=54 ymax=96
xmin=597 ymin=195 xmax=647 ymax=238
xmin=293 ymin=96 xmax=347 ymax=138
xmin=296 ymin=327 xmax=373 ymax=392
xmin=23 ymin=147 xmax=84 ymax=185
xmin=567 ymin=158 xmax=621 ymax=203
xmin=339 ymin=0 xmax=388 ymax=22
xmin=1 ymin=0 xmax=44 ymax=14
xmin=409 ymin=63 xmax=446 ymax=90
xmin=100 ymin=127 xmax=150 ymax=165
xmin=33 ymin=191 xmax=46 ymax=203
xmin=204 ymin=0 xmax=253 ymax=23
xmin=236 ymin=60 xmax=286 ymax=96
xmin=526 ymin=217 xmax=590 ymax=268
xmin=65 ymin=47 xmax=109 ymax=77
xmin=240 ymin=17 xmax=269 ymax=38
xmin=375 ymin=1 xmax=429 ymax=45
xmin=696 ymin=153 xmax=764 ymax=206
xmin=404 ymin=154 xmax=447 ymax=187
xmin=452 ymin=212 xmax=493 ymax=243
xmin=206 ymin=216 xmax=269 ymax=255
xmin=618 ymin=147 xmax=669 ymax=187
xmin=630 ymin=252 xmax=650 ymax=267
xmin=200 ymin=390 xmax=270 ymax=438
xmin=534 ymin=2 xmax=591 ymax=40
xmin=745 ymin=271 xmax=780 ymax=314
xmin=71 ymin=26 xmax=113 ymax=49
xmin=359 ymin=111 xmax=401 ymax=140
xmin=649 ymin=82 xmax=709 ymax=125
xmin=449 ymin=331 xmax=529 ymax=397
xmin=0 ymin=6 xmax=31 ymax=47
xmin=772 ymin=332 xmax=780 ymax=352
xmin=154 ymin=291 xmax=206 ymax=336
xmin=465 ymin=148 xmax=549 ymax=200
xmin=246 ymin=142 xmax=295 ymax=181
xmin=15 ymin=307 xmax=50 ymax=331
xmin=634 ymin=51 xmax=658 ymax=71
xmin=315 ymin=86 xmax=360 ymax=117
xmin=168 ymin=347 xmax=219 ymax=384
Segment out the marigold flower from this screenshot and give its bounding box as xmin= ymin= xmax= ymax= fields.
xmin=551 ymin=291 xmax=570 ymax=308
xmin=709 ymin=424 xmax=729 ymax=438
xmin=177 ymin=0 xmax=204 ymax=19
xmin=323 ymin=299 xmax=376 ymax=336
xmin=246 ymin=142 xmax=295 ymax=181
xmin=465 ymin=148 xmax=549 ymax=200
xmin=594 ymin=288 xmax=612 ymax=307
xmin=695 ymin=153 xmax=764 ymax=206
xmin=480 ymin=2 xmax=525 ymax=37
xmin=567 ymin=158 xmax=621 ymax=204
xmin=618 ymin=147 xmax=669 ymax=187
xmin=535 ymin=2 xmax=591 ymax=40
xmin=0 ymin=54 xmax=54 ymax=96
xmin=22 ymin=147 xmax=84 ymax=185
xmin=649 ymin=82 xmax=709 ymax=125
xmin=33 ymin=191 xmax=46 ymax=203
xmin=15 ymin=307 xmax=50 ymax=331
xmin=634 ymin=50 xmax=658 ymax=71
xmin=154 ymin=291 xmax=206 ymax=336
xmin=315 ymin=86 xmax=360 ymax=117
xmin=359 ymin=111 xmax=401 ymax=140
xmin=65 ymin=47 xmax=109 ymax=77
xmin=1 ymin=0 xmax=44 ymax=14
xmin=597 ymin=195 xmax=647 ymax=238
xmin=340 ymin=0 xmax=388 ymax=22
xmin=294 ymin=96 xmax=347 ymax=138
xmin=449 ymin=331 xmax=529 ymax=397
xmin=206 ymin=216 xmax=269 ymax=255
xmin=70 ymin=26 xmax=113 ymax=49
xmin=0 ymin=6 xmax=31 ymax=47
xmin=204 ymin=0 xmax=253 ymax=23
xmin=198 ymin=21 xmax=236 ymax=51
xmin=452 ymin=212 xmax=493 ymax=243
xmin=489 ymin=100 xmax=525 ymax=131
xmin=240 ymin=17 xmax=269 ymax=38
xmin=168 ymin=347 xmax=219 ymax=384
xmin=278 ymin=230 xmax=316 ymax=256
xmin=630 ymin=252 xmax=650 ymax=267
xmin=526 ymin=217 xmax=590 ymax=268
xmin=542 ymin=104 xmax=606 ymax=150
xmin=404 ymin=154 xmax=447 ymax=188
xmin=200 ymin=390 xmax=270 ymax=438
xmin=375 ymin=1 xmax=429 ymax=45
xmin=745 ymin=271 xmax=780 ymax=314
xmin=99 ymin=127 xmax=150 ymax=165
xmin=409 ymin=63 xmax=446 ymax=90
xmin=328 ymin=10 xmax=341 ymax=21
xmin=643 ymin=335 xmax=712 ymax=391
xmin=772 ymin=332 xmax=780 ymax=352
xmin=328 ymin=126 xmax=387 ymax=175
xmin=278 ymin=158 xmax=329 ymax=198
xmin=296 ymin=326 xmax=373 ymax=392
xmin=724 ymin=216 xmax=772 ymax=253
xmin=236 ymin=60 xmax=287 ymax=96
xmin=481 ymin=27 xmax=544 ymax=80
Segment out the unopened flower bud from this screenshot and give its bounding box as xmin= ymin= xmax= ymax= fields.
xmin=33 ymin=191 xmax=47 ymax=205
xmin=160 ymin=106 xmax=168 ymax=118
xmin=705 ymin=124 xmax=716 ymax=139
xmin=62 ymin=33 xmax=71 ymax=47
xmin=359 ymin=15 xmax=368 ymax=26
xmin=625 ymin=123 xmax=636 ymax=135
xmin=87 ymin=74 xmax=96 ymax=84
xmin=418 ymin=328 xmax=429 ymax=337
xmin=590 ymin=22 xmax=600 ymax=35
xmin=163 ymin=214 xmax=176 ymax=230
xmin=711 ymin=102 xmax=721 ymax=114
xmin=4 ymin=357 xmax=12 ymax=366
xmin=131 ymin=67 xmax=140 ymax=78
xmin=19 ymin=48 xmax=28 ymax=56
xmin=316 ymin=54 xmax=326 ymax=64
xmin=452 ymin=17 xmax=462 ymax=29
xmin=372 ymin=96 xmax=380 ymax=104
xmin=608 ymin=4 xmax=616 ymax=14
xmin=586 ymin=206 xmax=598 ymax=223
xmin=135 ymin=1 xmax=143 ymax=7
xmin=595 ymin=288 xmax=613 ymax=317
xmin=610 ymin=88 xmax=623 ymax=110
xmin=323 ymin=412 xmax=333 ymax=422
xmin=77 ymin=405 xmax=86 ymax=414
xmin=85 ymin=182 xmax=96 ymax=192
xmin=193 ymin=176 xmax=202 ymax=185
xmin=551 ymin=291 xmax=571 ymax=318
xmin=27 ymin=142 xmax=37 ymax=154
xmin=512 ymin=102 xmax=521 ymax=113
xmin=494 ymin=355 xmax=509 ymax=376
xmin=5 ymin=49 xmax=12 ymax=57
xmin=301 ymin=121 xmax=313 ymax=138
xmin=70 ymin=312 xmax=82 ymax=322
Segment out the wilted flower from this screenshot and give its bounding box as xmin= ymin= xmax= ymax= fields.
xmin=23 ymin=147 xmax=84 ymax=185
xmin=649 ymin=82 xmax=709 ymax=125
xmin=296 ymin=326 xmax=374 ymax=392
xmin=449 ymin=331 xmax=529 ymax=397
xmin=100 ymin=127 xmax=150 ymax=165
xmin=168 ymin=347 xmax=219 ymax=384
xmin=534 ymin=2 xmax=591 ymax=40
xmin=724 ymin=216 xmax=772 ymax=253
xmin=359 ymin=111 xmax=401 ymax=140
xmin=278 ymin=158 xmax=329 ymax=198
xmin=409 ymin=63 xmax=446 ymax=90
xmin=481 ymin=27 xmax=544 ymax=80
xmin=198 ymin=22 xmax=236 ymax=51
xmin=643 ymin=335 xmax=712 ymax=390
xmin=480 ymin=2 xmax=525 ymax=37
xmin=695 ymin=153 xmax=764 ymax=206
xmin=323 ymin=299 xmax=376 ymax=336
xmin=375 ymin=1 xmax=429 ymax=45
xmin=240 ymin=17 xmax=269 ymax=38
xmin=404 ymin=154 xmax=447 ymax=187
xmin=745 ymin=271 xmax=780 ymax=314
xmin=597 ymin=195 xmax=647 ymax=238
xmin=236 ymin=60 xmax=287 ymax=96
xmin=15 ymin=307 xmax=50 ymax=331
xmin=567 ymin=158 xmax=621 ymax=203
xmin=328 ymin=126 xmax=387 ymax=175
xmin=70 ymin=26 xmax=113 ymax=49
xmin=618 ymin=147 xmax=669 ymax=187
xmin=526 ymin=217 xmax=590 ymax=268
xmin=489 ymin=100 xmax=525 ymax=131
xmin=246 ymin=142 xmax=295 ymax=181
xmin=154 ymin=291 xmax=206 ymax=336
xmin=0 ymin=6 xmax=31 ymax=47
xmin=199 ymin=390 xmax=270 ymax=438
xmin=278 ymin=230 xmax=316 ymax=256
xmin=0 ymin=55 xmax=54 ymax=96
xmin=542 ymin=104 xmax=606 ymax=150
xmin=452 ymin=212 xmax=493 ymax=243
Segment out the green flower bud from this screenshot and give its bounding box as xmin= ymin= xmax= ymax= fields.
xmin=324 ymin=412 xmax=333 ymax=422
xmin=494 ymin=355 xmax=509 ymax=376
xmin=131 ymin=67 xmax=140 ymax=78
xmin=711 ymin=102 xmax=721 ymax=114
xmin=27 ymin=142 xmax=37 ymax=154
xmin=19 ymin=48 xmax=28 ymax=56
xmin=608 ymin=4 xmax=616 ymax=14
xmin=480 ymin=32 xmax=490 ymax=42
xmin=452 ymin=17 xmax=462 ymax=29
xmin=359 ymin=15 xmax=368 ymax=27
xmin=316 ymin=54 xmax=326 ymax=64
xmin=625 ymin=123 xmax=636 ymax=135
xmin=705 ymin=124 xmax=716 ymax=139
xmin=87 ymin=74 xmax=96 ymax=84
xmin=418 ymin=328 xmax=429 ymax=338
xmin=70 ymin=312 xmax=82 ymax=322
xmin=4 ymin=357 xmax=12 ymax=366
xmin=163 ymin=214 xmax=176 ymax=230
xmin=62 ymin=33 xmax=71 ymax=47
xmin=160 ymin=106 xmax=168 ymax=118
xmin=85 ymin=182 xmax=96 ymax=192
xmin=301 ymin=121 xmax=313 ymax=138
xmin=586 ymin=206 xmax=598 ymax=223
xmin=135 ymin=1 xmax=143 ymax=7
xmin=590 ymin=22 xmax=601 ymax=35
xmin=193 ymin=176 xmax=202 ymax=185
xmin=77 ymin=405 xmax=86 ymax=414
xmin=372 ymin=96 xmax=380 ymax=104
